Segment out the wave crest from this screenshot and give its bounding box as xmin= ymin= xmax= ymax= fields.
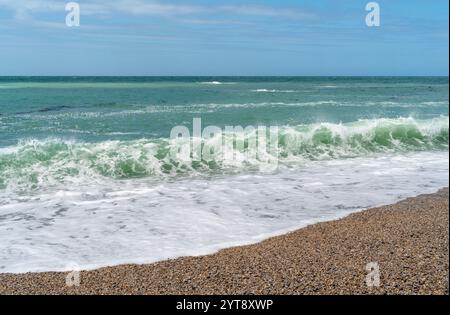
xmin=0 ymin=116 xmax=448 ymax=192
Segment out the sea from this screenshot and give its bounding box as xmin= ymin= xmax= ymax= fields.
xmin=0 ymin=76 xmax=448 ymax=273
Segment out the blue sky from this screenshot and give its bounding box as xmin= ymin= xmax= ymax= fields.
xmin=0 ymin=0 xmax=448 ymax=76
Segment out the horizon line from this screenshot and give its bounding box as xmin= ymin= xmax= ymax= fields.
xmin=0 ymin=75 xmax=448 ymax=78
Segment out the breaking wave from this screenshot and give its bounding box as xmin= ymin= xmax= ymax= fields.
xmin=0 ymin=116 xmax=448 ymax=192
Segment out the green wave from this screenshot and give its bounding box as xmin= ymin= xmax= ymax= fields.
xmin=0 ymin=116 xmax=448 ymax=192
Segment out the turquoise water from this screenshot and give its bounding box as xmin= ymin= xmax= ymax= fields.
xmin=0 ymin=77 xmax=448 ymax=187
xmin=0 ymin=77 xmax=448 ymax=272
xmin=0 ymin=76 xmax=448 ymax=146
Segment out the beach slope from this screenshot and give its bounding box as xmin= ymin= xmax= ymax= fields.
xmin=1 ymin=188 xmax=448 ymax=295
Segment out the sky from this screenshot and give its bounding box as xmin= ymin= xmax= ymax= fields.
xmin=0 ymin=0 xmax=448 ymax=76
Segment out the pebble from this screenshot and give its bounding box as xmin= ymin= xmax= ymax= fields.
xmin=0 ymin=188 xmax=448 ymax=295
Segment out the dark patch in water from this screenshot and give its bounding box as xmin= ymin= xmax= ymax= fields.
xmin=14 ymin=105 xmax=72 ymax=115
xmin=53 ymin=207 xmax=69 ymax=217
xmin=95 ymin=102 xmax=118 ymax=107
xmin=37 ymin=105 xmax=72 ymax=113
xmin=259 ymin=214 xmax=278 ymax=219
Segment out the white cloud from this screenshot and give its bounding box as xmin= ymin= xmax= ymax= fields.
xmin=218 ymin=5 xmax=310 ymax=19
xmin=0 ymin=0 xmax=60 ymax=20
xmin=0 ymin=0 xmax=310 ymax=19
xmin=115 ymin=0 xmax=208 ymax=16
xmin=0 ymin=0 xmax=312 ymax=32
xmin=0 ymin=0 xmax=61 ymax=11
xmin=0 ymin=0 xmax=206 ymax=17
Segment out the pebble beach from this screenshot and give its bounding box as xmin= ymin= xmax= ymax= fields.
xmin=0 ymin=188 xmax=448 ymax=295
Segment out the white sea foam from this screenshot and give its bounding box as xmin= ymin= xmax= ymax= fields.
xmin=251 ymin=89 xmax=297 ymax=93
xmin=8 ymin=100 xmax=447 ymax=121
xmin=0 ymin=151 xmax=448 ymax=273
xmin=421 ymin=101 xmax=449 ymax=106
xmin=1 ymin=116 xmax=447 ymax=193
xmin=200 ymin=81 xmax=231 ymax=85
